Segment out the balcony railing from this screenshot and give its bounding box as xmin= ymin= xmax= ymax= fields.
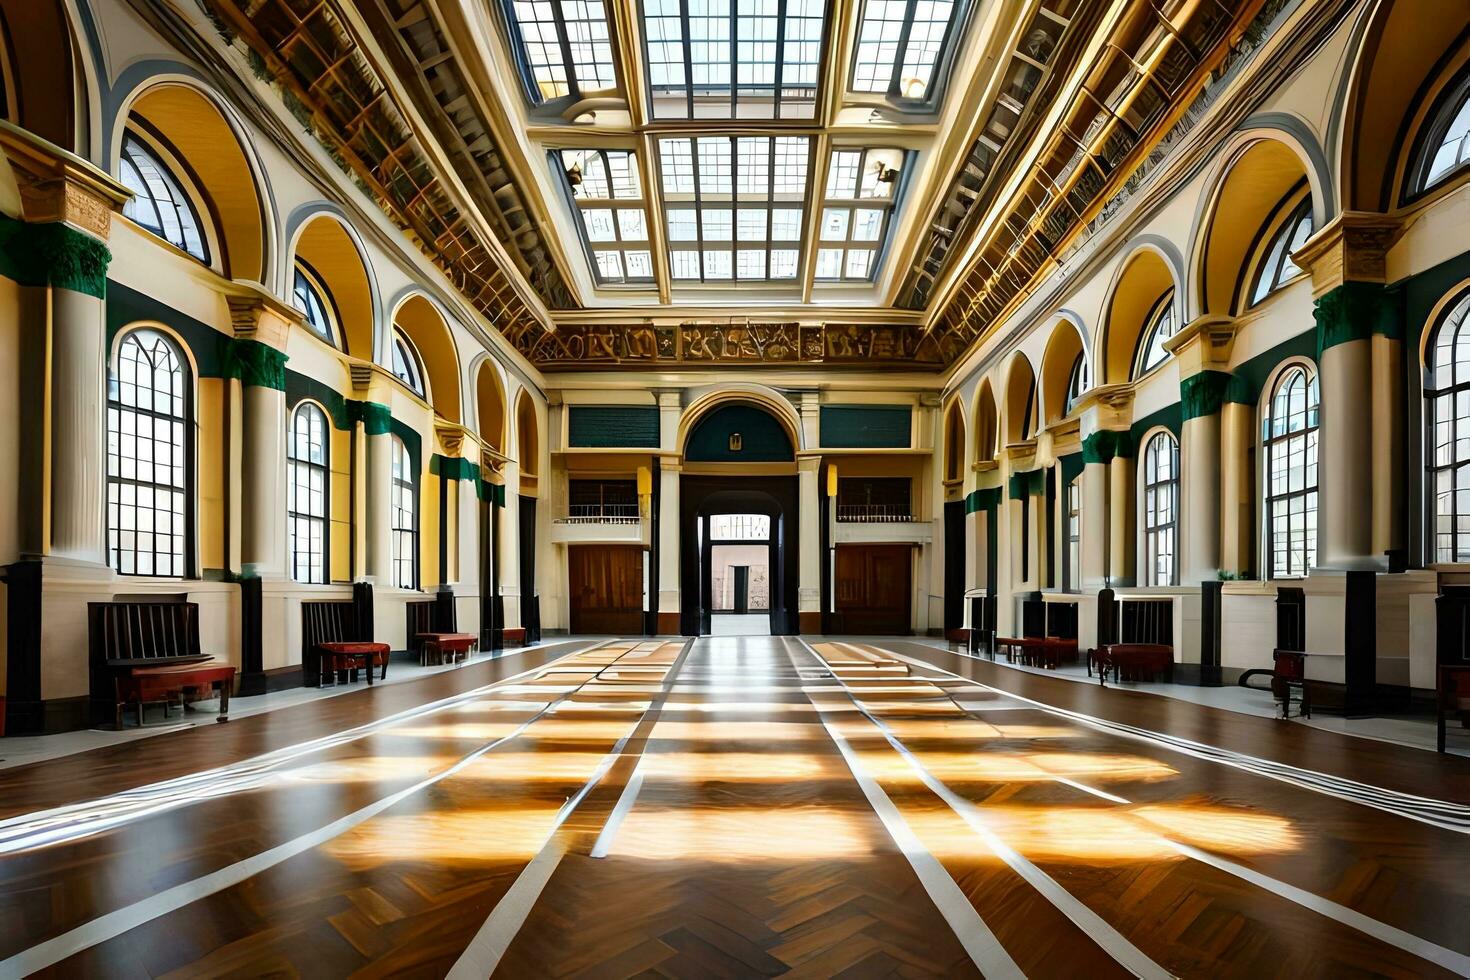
xmin=556 ymin=503 xmax=642 ymax=525
xmin=835 ymin=504 xmax=917 ymax=523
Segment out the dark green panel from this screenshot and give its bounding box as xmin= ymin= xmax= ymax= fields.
xmin=820 ymin=404 xmax=912 ymax=448
xmin=286 ymin=370 xmax=355 ymax=430
xmin=686 ymin=404 xmax=793 ymax=462
xmin=107 ymin=280 xmax=230 ymax=377
xmin=568 ymin=405 xmax=660 ymax=448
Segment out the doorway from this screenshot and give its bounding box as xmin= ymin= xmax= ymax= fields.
xmin=709 ymin=516 xmax=772 ymax=636
xmin=568 ymin=544 xmax=644 ymax=635
xmin=679 ymin=477 xmax=798 ymax=636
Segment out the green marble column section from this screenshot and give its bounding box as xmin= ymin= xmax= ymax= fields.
xmin=0 ymin=217 xmax=115 ymax=563
xmin=224 ymin=338 xmax=289 ymax=390
xmin=1179 ymin=370 xmax=1231 ymax=583
xmin=1314 ymin=282 xmax=1400 ymax=568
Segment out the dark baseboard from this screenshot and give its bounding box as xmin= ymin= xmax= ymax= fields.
xmin=656 ymin=613 xmax=681 ymax=636
xmin=5 ymin=696 xmax=93 ymax=735
xmin=261 ymin=665 xmax=304 ymax=692
xmin=1172 ymin=663 xmax=1225 ymax=687
xmin=799 ymin=612 xmax=821 ymax=634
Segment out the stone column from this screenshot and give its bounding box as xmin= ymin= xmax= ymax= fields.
xmin=1220 ymin=400 xmax=1253 ymax=574
xmin=1079 ymin=447 xmax=1110 ymax=591
xmin=1108 ymin=452 xmax=1136 ymax=586
xmin=363 ymin=402 xmax=395 ymax=585
xmin=1295 ymin=216 xmax=1403 ymax=570
xmin=47 ymin=281 xmax=109 ymax=565
xmin=797 ymin=454 xmax=821 ymax=632
xmin=498 ymin=462 xmax=521 ymax=630
xmin=657 ymin=458 xmax=681 ymax=634
xmin=1178 ymin=371 xmax=1228 ymax=583
xmin=237 ymin=353 xmax=288 ymax=578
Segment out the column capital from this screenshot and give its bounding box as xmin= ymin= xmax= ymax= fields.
xmin=1180 ymin=370 xmax=1232 ymax=421
xmin=434 ymin=419 xmax=475 ymax=457
xmin=1293 ymin=211 xmax=1404 ymax=296
xmin=2 ymin=126 xmax=130 ymax=238
xmin=796 ymin=454 xmax=821 ymax=473
xmin=1074 ymin=383 xmax=1135 ymax=433
xmin=1164 ymin=315 xmax=1238 ymax=375
xmin=1081 ymin=428 xmax=1135 ymax=464
xmin=224 ymin=282 xmax=298 ymax=347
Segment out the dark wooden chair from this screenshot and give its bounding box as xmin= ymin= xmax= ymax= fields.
xmin=1094 ymin=643 xmax=1173 ymax=685
xmin=301 ymin=600 xmax=388 ymax=688
xmin=1438 ymin=666 xmax=1470 ymax=753
xmin=89 ymin=601 xmax=236 ymax=727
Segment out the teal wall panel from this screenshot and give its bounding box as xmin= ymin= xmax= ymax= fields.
xmin=567 ymin=405 xmax=660 ymax=448
xmin=820 ymin=404 xmax=912 ymax=448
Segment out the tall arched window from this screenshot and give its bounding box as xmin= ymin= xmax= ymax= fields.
xmin=1427 ymin=288 xmax=1470 ymax=562
xmin=1065 ymin=352 xmax=1089 ymax=414
xmin=1142 ymin=431 xmax=1178 ymax=586
xmin=118 ymin=133 xmax=209 ymax=262
xmin=1133 ymin=292 xmax=1176 ymax=379
xmin=1407 ymin=68 xmax=1470 ymax=197
xmin=108 ymin=329 xmax=191 ymax=577
xmin=1249 ymin=197 xmax=1313 ymax=306
xmin=292 ymin=263 xmax=338 ymax=347
xmin=288 ymin=402 xmax=329 ymax=584
xmin=391 ymin=436 xmax=417 ymax=588
xmin=391 ymin=330 xmax=425 ymax=397
xmin=1264 ymin=365 xmax=1319 ymax=577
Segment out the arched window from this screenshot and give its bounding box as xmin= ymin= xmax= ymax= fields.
xmin=391 ymin=330 xmax=425 ymax=397
xmin=118 ymin=133 xmax=209 ymax=262
xmin=1065 ymin=352 xmax=1089 ymax=415
xmin=107 ymin=329 xmax=191 ymax=577
xmin=292 ymin=263 xmax=338 ymax=346
xmin=1249 ymin=197 xmax=1313 ymax=306
xmin=1427 ymin=289 xmax=1470 ymax=562
xmin=391 ymin=435 xmax=417 ymax=589
xmin=1142 ymin=431 xmax=1178 ymax=586
xmin=1407 ymin=68 xmax=1470 ymax=197
xmin=1133 ymin=292 xmax=1176 ymax=379
xmin=1264 ymin=365 xmax=1319 ymax=577
xmin=288 ymin=402 xmax=329 ymax=584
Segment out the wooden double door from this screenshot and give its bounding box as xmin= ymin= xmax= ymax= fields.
xmin=833 ymin=544 xmax=913 ymax=635
xmin=568 ymin=544 xmax=645 ymax=636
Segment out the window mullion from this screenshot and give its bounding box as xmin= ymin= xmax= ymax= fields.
xmin=888 ymin=0 xmax=920 ymax=98
xmin=551 ymin=6 xmax=581 ymax=101
xmin=772 ymin=0 xmax=788 ymax=119
xmin=681 ymin=0 xmax=695 ymax=118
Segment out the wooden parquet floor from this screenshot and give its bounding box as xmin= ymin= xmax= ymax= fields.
xmin=0 ymin=635 xmax=1468 ymax=977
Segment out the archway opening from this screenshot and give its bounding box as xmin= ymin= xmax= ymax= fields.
xmin=1102 ymin=250 xmax=1176 ymax=384
xmin=708 ymin=513 xmax=772 ymax=636
xmin=1199 ymin=139 xmax=1312 ymax=315
xmin=293 ymin=215 xmax=374 ymax=360
xmin=393 ymin=295 xmax=462 ymax=422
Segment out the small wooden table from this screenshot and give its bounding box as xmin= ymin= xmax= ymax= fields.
xmin=418 ymin=632 xmax=479 ymax=666
xmin=316 ymin=642 xmax=390 ymax=687
xmin=115 ymin=661 xmax=236 ymax=727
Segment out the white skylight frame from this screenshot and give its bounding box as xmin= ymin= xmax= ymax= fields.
xmin=814 ymin=146 xmax=904 ymax=283
xmin=641 ymin=0 xmax=829 ymax=121
xmin=558 ymin=148 xmax=658 ymax=287
xmin=657 ymin=134 xmax=813 ymax=284
xmin=850 ymin=0 xmax=965 ymax=104
xmin=501 ymin=0 xmax=619 ymax=107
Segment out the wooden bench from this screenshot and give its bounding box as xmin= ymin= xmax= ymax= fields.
xmin=1093 ymin=643 xmax=1173 ymax=686
xmin=995 ymin=636 xmax=1078 ymax=669
xmin=89 ymin=601 xmax=236 ymax=727
xmin=418 ymin=632 xmax=478 ymax=666
xmin=301 ymin=600 xmax=388 ymax=688
xmin=1438 ymin=666 xmax=1470 ymax=753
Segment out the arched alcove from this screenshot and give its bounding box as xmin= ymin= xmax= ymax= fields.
xmin=684 ymin=402 xmax=795 ymax=463
xmin=1101 ymin=249 xmax=1178 ymax=384
xmin=0 ymin=0 xmax=79 ymax=152
xmin=942 ymin=399 xmax=966 ymax=482
xmin=974 ymin=379 xmax=998 ymax=464
xmin=1039 ymin=319 xmax=1087 ymax=423
xmin=392 ymin=293 xmax=462 ymax=423
xmin=122 ymin=82 xmax=268 ymax=281
xmin=516 ymin=390 xmax=540 ymax=478
xmin=1197 ymin=139 xmax=1313 ymax=315
xmin=475 ymin=359 xmax=507 ymax=453
xmin=292 ymin=214 xmax=375 ymax=361
xmin=1003 ymin=354 xmax=1037 ymax=444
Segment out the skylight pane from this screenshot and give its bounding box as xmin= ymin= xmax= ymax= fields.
xmin=815 ymin=146 xmax=903 ymax=282
xmin=643 ymin=0 xmax=830 ymax=119
xmin=850 ymin=0 xmax=961 ymax=102
xmin=558 ymin=148 xmax=656 ymax=287
xmin=507 ymin=1 xmax=617 ymax=104
xmin=655 ymin=134 xmax=811 ymax=284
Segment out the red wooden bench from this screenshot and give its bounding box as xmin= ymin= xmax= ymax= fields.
xmin=1092 ymin=643 xmax=1173 ymax=686
xmin=418 ymin=632 xmax=478 ymax=666
xmin=302 ymin=599 xmax=388 ymax=688
xmin=89 ymin=601 xmax=237 ymax=727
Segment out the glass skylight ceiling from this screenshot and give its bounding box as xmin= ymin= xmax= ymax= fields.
xmin=658 ymin=135 xmax=811 ymax=282
xmin=816 ymin=147 xmax=903 ymax=281
xmin=851 ymin=0 xmax=961 ymax=101
xmin=642 ymin=0 xmax=828 ymax=119
xmin=559 ymin=149 xmax=656 ymax=286
xmin=504 ymin=1 xmax=618 ymax=103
